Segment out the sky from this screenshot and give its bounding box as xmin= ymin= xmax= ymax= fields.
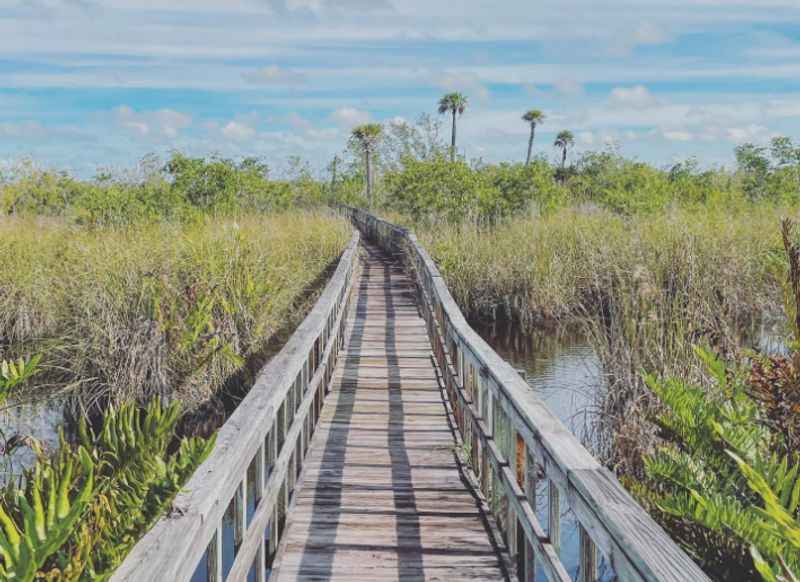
xmin=1 ymin=0 xmax=799 ymax=176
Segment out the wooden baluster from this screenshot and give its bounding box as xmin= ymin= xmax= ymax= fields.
xmin=580 ymin=525 xmax=598 ymax=582
xmin=207 ymin=524 xmax=223 ymax=582
xmin=549 ymin=480 xmax=561 ymax=556
xmin=524 ymin=452 xmax=537 ymax=582
xmin=507 ymin=426 xmax=517 ymax=558
xmin=234 ymin=480 xmax=246 ymax=552
xmin=255 ymin=446 xmax=266 ymax=582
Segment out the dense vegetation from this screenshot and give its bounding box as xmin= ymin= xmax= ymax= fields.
xmin=0 ymin=213 xmax=349 ymax=412
xmin=1 ymin=153 xmax=326 ymax=226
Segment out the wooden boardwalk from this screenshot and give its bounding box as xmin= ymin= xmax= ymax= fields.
xmin=272 ymin=243 xmax=511 ymax=581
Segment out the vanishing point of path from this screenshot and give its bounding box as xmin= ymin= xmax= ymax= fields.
xmin=272 ymin=242 xmax=511 ymax=581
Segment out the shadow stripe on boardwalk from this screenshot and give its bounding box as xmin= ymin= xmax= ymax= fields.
xmin=272 ymin=243 xmax=510 ymax=582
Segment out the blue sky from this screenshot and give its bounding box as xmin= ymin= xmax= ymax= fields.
xmin=1 ymin=0 xmax=799 ymax=176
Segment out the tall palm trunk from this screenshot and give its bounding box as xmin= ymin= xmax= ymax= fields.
xmin=561 ymin=147 xmax=567 ymax=169
xmin=365 ymin=149 xmax=373 ymax=208
xmin=526 ymin=124 xmax=536 ymax=166
xmin=450 ymin=110 xmax=457 ymax=162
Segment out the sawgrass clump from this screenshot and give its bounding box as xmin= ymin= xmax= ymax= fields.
xmin=0 ymin=212 xmax=350 ymax=411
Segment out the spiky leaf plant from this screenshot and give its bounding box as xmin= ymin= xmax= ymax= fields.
xmin=0 ymin=355 xmax=41 ymax=404
xmin=0 ymin=447 xmax=94 ymax=581
xmin=0 ymin=398 xmax=215 ymax=580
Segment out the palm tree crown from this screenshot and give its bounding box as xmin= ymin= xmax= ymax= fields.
xmin=438 ymin=92 xmax=468 ymax=116
xmin=522 ymin=109 xmax=545 ymax=165
xmin=438 ymin=93 xmax=468 ymax=161
xmin=554 ymin=130 xmax=575 ymax=169
xmin=350 ymin=123 xmax=383 ymax=152
xmin=522 ymin=109 xmax=545 ymax=126
xmin=553 ymin=130 xmax=575 ymax=150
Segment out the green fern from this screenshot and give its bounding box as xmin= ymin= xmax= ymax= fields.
xmin=0 ymin=398 xmax=215 ymax=580
xmin=639 ymin=347 xmax=799 ymax=579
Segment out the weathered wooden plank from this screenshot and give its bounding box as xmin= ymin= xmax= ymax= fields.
xmin=271 ymin=242 xmax=510 ymax=582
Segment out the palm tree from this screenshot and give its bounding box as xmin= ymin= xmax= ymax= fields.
xmin=554 ymin=130 xmax=575 ymax=169
xmin=350 ymin=123 xmax=383 ymax=207
xmin=437 ymin=92 xmax=468 ymax=162
xmin=522 ymin=109 xmax=545 ymax=166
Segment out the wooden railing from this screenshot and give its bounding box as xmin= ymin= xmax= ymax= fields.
xmin=341 ymin=206 xmax=710 ymax=582
xmin=111 ymin=231 xmax=360 ymax=582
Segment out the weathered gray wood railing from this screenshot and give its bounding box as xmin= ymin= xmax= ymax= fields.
xmin=111 ymin=232 xmax=360 ymax=582
xmin=341 ymin=206 xmax=710 ymax=582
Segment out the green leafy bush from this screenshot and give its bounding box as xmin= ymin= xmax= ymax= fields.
xmin=632 ymin=348 xmax=799 ymax=581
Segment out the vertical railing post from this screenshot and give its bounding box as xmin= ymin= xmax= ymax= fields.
xmin=524 ymin=451 xmax=537 ymax=582
xmin=255 ymin=445 xmax=267 ymax=582
xmin=580 ymin=526 xmax=598 ymax=582
xmin=208 ymin=525 xmax=223 ymax=582
xmin=234 ymin=480 xmax=246 ymax=551
xmin=549 ymin=480 xmax=561 ymax=556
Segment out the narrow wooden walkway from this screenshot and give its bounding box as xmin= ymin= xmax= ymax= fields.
xmin=273 ymin=243 xmax=510 ymax=581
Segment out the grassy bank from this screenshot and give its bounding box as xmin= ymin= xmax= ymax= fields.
xmin=0 ymin=212 xmax=350 ymax=411
xmin=421 ymin=206 xmax=784 ymax=330
xmin=423 ymin=206 xmax=787 ymax=461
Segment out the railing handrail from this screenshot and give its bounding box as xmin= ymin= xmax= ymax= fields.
xmin=112 ymin=230 xmax=360 ymax=582
xmin=341 ymin=205 xmax=709 ymax=582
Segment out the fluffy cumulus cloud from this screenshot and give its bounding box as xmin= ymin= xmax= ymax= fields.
xmin=114 ymin=106 xmax=191 ymax=139
xmin=221 ymin=120 xmax=257 ymax=141
xmin=433 ymin=71 xmax=490 ymax=103
xmin=609 ymin=86 xmax=660 ymax=110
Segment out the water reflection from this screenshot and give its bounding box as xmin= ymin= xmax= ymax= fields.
xmin=472 ymin=320 xmax=604 ymax=438
xmin=0 ymin=396 xmax=65 ymax=484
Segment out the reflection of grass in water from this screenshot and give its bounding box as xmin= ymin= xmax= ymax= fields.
xmin=472 ymin=319 xmax=605 ymax=449
xmin=1 ymin=396 xmax=66 ymax=482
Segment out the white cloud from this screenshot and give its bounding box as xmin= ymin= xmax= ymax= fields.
xmin=221 ymin=120 xmax=256 ymax=141
xmin=433 ymin=70 xmax=490 ymax=103
xmin=662 ymin=129 xmax=693 ymax=142
xmin=242 ymin=65 xmax=307 ymax=86
xmin=330 ymin=107 xmax=371 ymax=127
xmin=726 ymin=124 xmax=770 ymax=143
xmin=578 ymin=131 xmax=595 ymax=145
xmin=114 ymin=105 xmax=191 ymax=139
xmin=609 ymin=85 xmax=660 ymax=109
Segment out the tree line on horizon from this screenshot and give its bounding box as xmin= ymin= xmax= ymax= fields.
xmin=349 ymin=91 xmax=576 ymax=203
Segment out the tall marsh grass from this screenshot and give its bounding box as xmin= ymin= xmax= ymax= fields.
xmin=0 ymin=212 xmax=350 ymax=411
xmin=422 ymin=207 xmax=790 ymax=469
